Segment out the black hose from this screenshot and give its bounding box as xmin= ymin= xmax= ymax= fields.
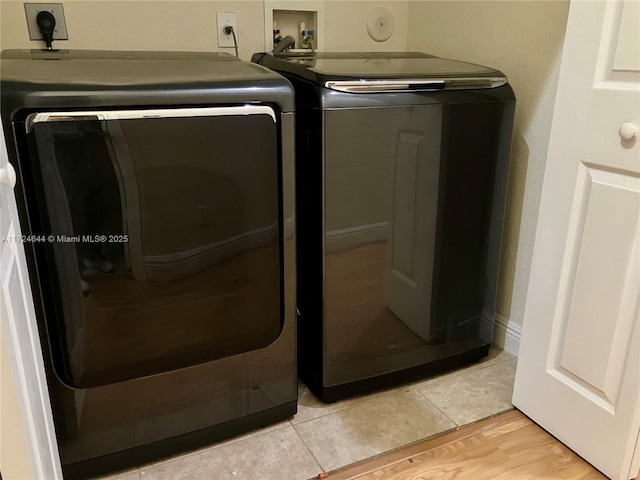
xmin=272 ymin=35 xmax=295 ymax=54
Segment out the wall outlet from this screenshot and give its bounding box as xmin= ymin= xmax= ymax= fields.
xmin=24 ymin=3 xmax=68 ymax=41
xmin=217 ymin=12 xmax=238 ymax=48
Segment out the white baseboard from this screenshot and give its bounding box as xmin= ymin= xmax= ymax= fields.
xmin=325 ymin=222 xmax=389 ymax=253
xmin=143 ymin=223 xmax=278 ymax=282
xmin=480 ymin=311 xmax=521 ymax=357
xmin=493 ymin=313 xmax=522 ymax=357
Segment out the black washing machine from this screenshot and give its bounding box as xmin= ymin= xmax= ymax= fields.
xmin=1 ymin=50 xmax=297 ymax=477
xmin=253 ymin=51 xmax=515 ymax=402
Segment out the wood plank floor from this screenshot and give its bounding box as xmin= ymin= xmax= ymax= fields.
xmin=323 ymin=410 xmax=607 ymax=480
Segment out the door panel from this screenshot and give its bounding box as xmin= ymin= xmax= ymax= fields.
xmin=553 ymin=165 xmax=639 ymax=408
xmin=386 ymin=128 xmax=440 ymax=342
xmin=24 ymin=106 xmax=283 ymax=388
xmin=513 ymin=1 xmax=640 ymax=478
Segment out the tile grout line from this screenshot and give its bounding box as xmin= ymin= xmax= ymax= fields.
xmin=292 ymin=388 xmax=461 ymax=477
xmin=414 ymin=388 xmax=461 ymax=429
xmin=290 ymin=422 xmax=327 ymax=476
xmin=413 ymin=358 xmax=519 ymax=430
xmin=291 ymin=391 xmax=398 ymax=427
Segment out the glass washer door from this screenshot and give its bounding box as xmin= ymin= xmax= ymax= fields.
xmin=26 ymin=105 xmax=283 ymax=388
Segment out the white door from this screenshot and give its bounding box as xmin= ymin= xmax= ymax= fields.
xmin=513 ymin=1 xmax=640 ymax=479
xmin=0 ymin=124 xmax=62 ymax=478
xmin=386 ymin=108 xmax=441 ymax=342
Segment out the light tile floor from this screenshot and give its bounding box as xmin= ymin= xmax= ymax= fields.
xmin=101 ymin=347 xmax=517 ymax=480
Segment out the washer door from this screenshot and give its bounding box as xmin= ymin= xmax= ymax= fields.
xmin=25 ymin=105 xmax=283 ymax=388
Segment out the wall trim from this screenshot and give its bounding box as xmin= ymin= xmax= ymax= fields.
xmin=481 ymin=311 xmax=521 ymax=357
xmin=493 ymin=313 xmax=522 ymax=357
xmin=325 ymin=222 xmax=389 ymax=253
xmin=143 ymin=223 xmax=279 ymax=282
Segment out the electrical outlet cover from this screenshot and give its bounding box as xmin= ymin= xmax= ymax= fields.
xmin=217 ymin=12 xmax=238 ymax=48
xmin=24 ymin=3 xmax=68 ymax=41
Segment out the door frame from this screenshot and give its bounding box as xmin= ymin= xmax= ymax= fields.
xmin=1 ymin=122 xmax=63 ymax=478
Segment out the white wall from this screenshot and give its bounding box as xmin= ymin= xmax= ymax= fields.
xmin=324 ymin=1 xmax=408 ymax=51
xmin=407 ymin=1 xmax=570 ymax=338
xmin=0 ymin=0 xmax=409 ymax=59
xmin=0 ymin=0 xmax=267 ymax=59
